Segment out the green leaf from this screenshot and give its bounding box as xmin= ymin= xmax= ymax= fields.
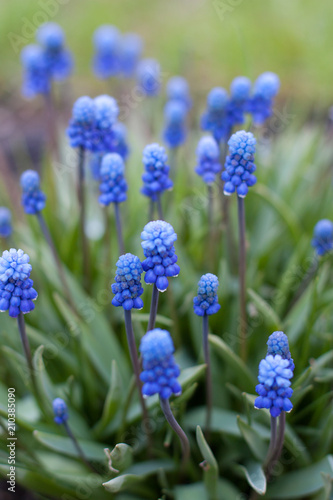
xmin=267 ymin=455 xmax=333 ymax=498
xmin=109 ymin=443 xmax=133 ymax=472
xmin=33 ymin=345 xmax=54 ymax=414
xmin=209 ymin=334 xmax=256 ymax=392
xmin=93 ymin=360 xmax=122 ymax=438
xmin=175 ymin=480 xmax=240 ymax=500
xmin=103 ymin=460 xmax=174 ymax=493
xmin=237 ymin=461 xmax=266 ymax=495
xmin=247 ymin=288 xmax=282 ymax=330
xmin=33 ymin=430 xmax=107 ymax=461
xmin=196 ymin=425 xmax=218 ymax=500
xmin=237 ymin=416 xmax=267 ymax=461
xmin=131 ymin=312 xmax=173 ymax=327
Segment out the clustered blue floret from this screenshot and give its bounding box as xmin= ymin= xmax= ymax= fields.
xmin=120 ymin=33 xmax=143 ymax=77
xmin=227 ymin=76 xmax=252 ymax=127
xmin=221 ymin=130 xmax=257 ymax=198
xmin=195 ymin=136 xmax=221 ymax=184
xmin=141 ymin=220 xmax=180 ymax=292
xmin=166 ymin=76 xmax=192 ymax=110
xmin=0 ymin=249 xmax=37 ymax=318
xmin=267 ymin=331 xmax=292 ymax=361
xmin=52 ymin=398 xmax=69 ymax=425
xmin=20 ymin=170 xmax=46 ymax=215
xmin=254 ymin=354 xmax=294 ymax=417
xmin=21 ymin=45 xmax=50 ymax=97
xmin=111 ymin=253 xmax=144 ymax=310
xmin=311 ymin=219 xmax=333 ymax=256
xmin=247 ymin=72 xmax=280 ymax=125
xmin=67 ymin=96 xmax=96 ymax=149
xmin=141 ymin=143 xmax=173 ymax=201
xmin=112 ymin=122 xmax=130 ymax=160
xmin=139 ymin=328 xmax=182 ymax=400
xmin=137 ymin=58 xmax=161 ymax=96
xmin=98 ymin=153 xmax=128 ymax=205
xmin=0 ymin=208 xmax=12 ymax=239
xmin=193 ymin=273 xmax=221 ymax=316
xmin=92 ymin=25 xmax=121 ymax=79
xmin=163 ymin=101 xmax=187 ymax=148
xmin=201 ymin=87 xmax=230 ymax=143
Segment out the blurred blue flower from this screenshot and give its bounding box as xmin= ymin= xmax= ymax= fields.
xmin=221 ymin=130 xmax=257 ymax=197
xmin=163 ymin=100 xmax=187 ymax=148
xmin=193 ymin=273 xmax=221 ymax=316
xmin=37 ymin=22 xmax=73 ymax=81
xmin=139 ymin=328 xmax=181 ymax=400
xmin=89 ymin=152 xmax=103 ymax=181
xmin=92 ymin=94 xmax=119 ymax=152
xmin=166 ymin=76 xmax=192 ymax=110
xmin=248 ymin=72 xmax=280 ymax=125
xmin=98 ymin=153 xmax=128 ymax=205
xmin=20 ymin=170 xmax=46 ymax=215
xmin=254 ymin=354 xmax=294 ymax=417
xmin=0 ymin=249 xmax=37 ymax=317
xmin=141 ymin=220 xmax=180 ymax=292
xmin=119 ymin=33 xmax=143 ymax=77
xmin=92 ymin=25 xmax=121 ymax=78
xmin=137 ymin=58 xmax=161 ymax=96
xmin=311 ymin=219 xmax=333 ymax=256
xmin=141 ymin=143 xmax=173 ymax=201
xmin=0 ymin=208 xmax=12 ymax=239
xmin=67 ymin=96 xmax=96 ymax=149
xmin=112 ymin=122 xmax=130 ymax=160
xmin=201 ymin=87 xmax=230 ymax=143
xmin=21 ymin=44 xmax=50 ymax=98
xmin=111 ymin=253 xmax=144 ymax=310
xmin=227 ymin=76 xmax=251 ymax=127
xmin=195 ymin=136 xmax=221 ymax=184
xmin=53 ymin=398 xmax=69 ymax=425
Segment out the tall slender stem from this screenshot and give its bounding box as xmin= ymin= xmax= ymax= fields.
xmin=148 ymin=284 xmax=159 ymax=331
xmin=44 ymin=90 xmax=59 ymax=162
xmin=159 ymin=396 xmax=190 ymax=467
xmin=114 ymin=203 xmax=125 ymax=255
xmin=237 ymin=196 xmax=247 ymax=361
xmin=203 ymin=314 xmax=212 ymax=434
xmin=266 ymin=412 xmax=286 ymax=481
xmin=63 ymin=421 xmax=98 ymax=473
xmin=156 ymin=195 xmax=164 ymax=220
xmin=124 ymin=309 xmax=153 ymax=453
xmin=208 ymin=185 xmax=213 ymax=234
xmin=263 ymin=416 xmax=277 ymax=468
xmin=148 ymin=199 xmax=155 ymax=222
xmin=77 ymin=146 xmax=89 ymax=287
xmin=36 ymin=212 xmax=73 ymax=308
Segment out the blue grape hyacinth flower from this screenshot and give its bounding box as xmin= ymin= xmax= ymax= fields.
xmin=195 ymin=136 xmax=221 ymax=184
xmin=140 ymin=328 xmax=182 ymax=400
xmin=141 ymin=143 xmax=173 ymax=201
xmin=119 ymin=33 xmax=143 ymax=78
xmin=267 ymin=331 xmax=293 ymax=361
xmin=0 ymin=249 xmax=37 ymax=317
xmin=67 ymin=96 xmax=96 ymax=149
xmin=201 ymin=87 xmax=230 ymax=143
xmin=98 ymin=153 xmax=128 ymax=205
xmin=92 ymin=94 xmax=119 ymax=152
xmin=193 ymin=273 xmax=221 ymax=316
xmin=254 ymin=354 xmax=294 ymax=417
xmin=166 ymin=76 xmax=192 ymax=110
xmin=92 ymin=25 xmax=121 ymax=79
xmin=163 ymin=100 xmax=187 ymax=149
xmin=137 ymin=58 xmax=161 ymax=96
xmin=53 ymin=397 xmax=69 ymax=425
xmin=0 ymin=208 xmax=12 ymax=239
xmin=37 ymin=22 xmax=73 ymax=81
xmin=248 ymin=72 xmax=280 ymax=125
xmin=112 ymin=122 xmax=130 ymax=160
xmin=21 ymin=44 xmax=50 ymax=98
xmin=111 ymin=253 xmax=144 ymax=310
xmin=227 ymin=76 xmax=251 ymax=127
xmin=311 ymin=219 xmax=333 ymax=256
xmin=141 ymin=220 xmax=180 ymax=292
xmin=221 ymin=130 xmax=257 ymax=198
xmin=20 ymin=170 xmax=46 ymax=215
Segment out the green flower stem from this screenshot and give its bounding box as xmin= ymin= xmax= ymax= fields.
xmin=124 ymin=309 xmax=153 ymax=454
xmin=148 ymin=199 xmax=155 ymax=222
xmin=44 ymin=90 xmax=59 ymax=162
xmin=202 ymin=313 xmax=212 ymax=434
xmin=156 ymin=195 xmax=164 ymax=220
xmin=263 ymin=416 xmax=277 ymax=469
xmin=237 ymin=195 xmax=247 ymax=361
xmin=147 ymin=284 xmax=159 ymax=332
xmin=114 ymin=202 xmax=125 ymax=255
xmin=159 ymin=396 xmax=190 ymax=467
xmin=284 ymin=257 xmax=318 ymax=317
xmin=63 ymin=420 xmax=98 ymax=473
xmin=77 ymin=146 xmax=89 ymax=288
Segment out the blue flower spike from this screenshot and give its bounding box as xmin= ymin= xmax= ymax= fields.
xmin=248 ymin=72 xmax=280 ymax=125
xmin=111 ymin=254 xmax=144 ymax=311
xmin=98 ymin=153 xmax=128 ymax=206
xmin=193 ymin=273 xmax=221 ymax=317
xmin=141 ymin=143 xmax=173 ymax=202
xmin=163 ymin=100 xmax=187 ymax=149
xmin=141 ymin=220 xmax=180 ymax=292
xmin=36 ymin=22 xmax=73 ymax=81
xmin=201 ymin=87 xmax=230 ymax=143
xmin=227 ymin=76 xmax=251 ymax=127
xmin=53 ymin=397 xmax=69 ymax=425
xmin=311 ymin=219 xmax=333 ymax=256
xmin=67 ymin=96 xmax=96 ymax=149
xmin=137 ymin=58 xmax=161 ymax=96
xmin=20 ymin=170 xmax=46 ymax=215
xmin=21 ymin=44 xmax=50 ymax=98
xmin=195 ymin=136 xmax=221 ymax=185
xmin=0 ymin=208 xmax=12 ymax=239
xmin=222 ymin=130 xmax=257 ymax=198
xmin=119 ymin=33 xmax=143 ymax=78
xmin=166 ymin=76 xmax=192 ymax=110
xmin=93 ymin=25 xmax=121 ymax=79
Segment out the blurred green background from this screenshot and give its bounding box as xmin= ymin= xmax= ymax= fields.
xmin=1 ymin=0 xmax=333 ymax=109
